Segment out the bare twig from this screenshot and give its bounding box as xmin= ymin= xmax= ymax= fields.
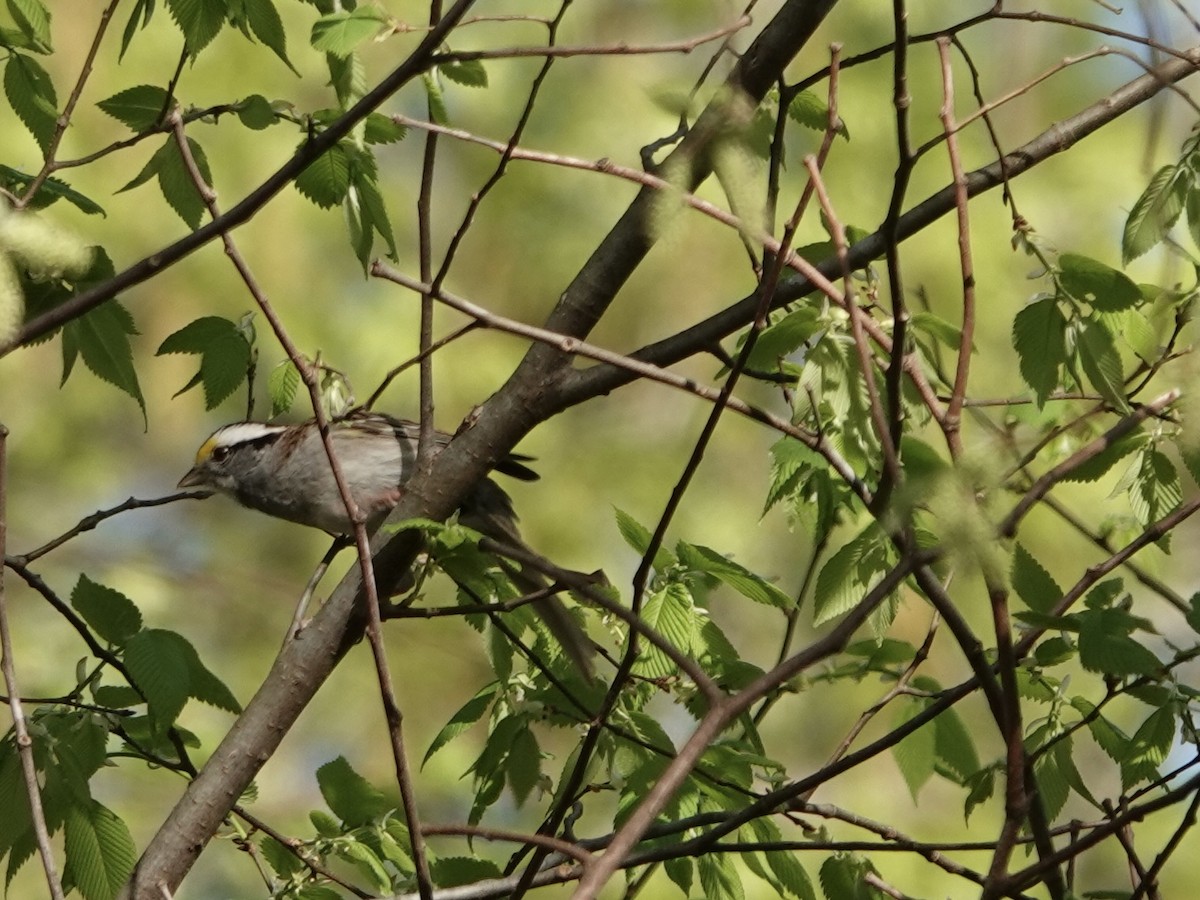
xmin=0 ymin=425 xmax=65 ymax=899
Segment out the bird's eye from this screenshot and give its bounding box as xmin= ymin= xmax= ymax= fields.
xmin=210 ymin=446 xmax=231 ymax=463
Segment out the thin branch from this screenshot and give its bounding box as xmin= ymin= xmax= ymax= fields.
xmin=0 ymin=425 xmax=65 ymax=899
xmin=430 ymin=14 xmax=751 ymax=63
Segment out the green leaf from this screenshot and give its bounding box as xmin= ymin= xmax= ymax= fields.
xmin=70 ymin=575 xmax=142 ymax=647
xmin=429 ymin=857 xmax=504 ymax=889
xmin=67 ymin=301 xmax=145 ymax=418
xmin=1059 ymin=253 xmax=1141 ymax=312
xmin=1060 ymin=429 xmax=1145 ymax=484
xmin=819 ymin=853 xmax=876 ymax=900
xmin=893 ymin=698 xmax=936 ymax=799
xmin=1187 ymin=179 xmax=1200 ymax=253
xmin=1123 ymin=164 xmax=1188 ymax=264
xmin=506 ymin=726 xmax=540 ymax=806
xmin=123 ymin=629 xmax=190 ymax=729
xmin=296 ymin=143 xmax=350 ymax=209
xmin=1078 ymin=609 xmax=1161 ymax=677
xmin=1076 ymin=318 xmax=1128 ymax=412
xmin=6 ymin=0 xmax=53 ymax=52
xmin=1012 ymin=296 xmax=1066 ymax=407
xmin=259 ymin=835 xmax=304 ymax=878
xmin=267 ymin=358 xmax=300 ymax=417
xmin=698 ymin=852 xmax=746 ymax=900
xmin=787 ymin=89 xmax=847 ymax=139
xmin=235 ymin=93 xmax=276 ymax=130
xmin=440 ymin=58 xmax=487 ymax=87
xmin=0 ymin=165 xmax=105 ymax=215
xmin=1010 ymin=543 xmax=1061 ymax=614
xmin=1121 ymin=705 xmax=1176 ymax=789
xmin=423 ymin=684 xmax=497 ymax=766
xmin=678 ymin=542 xmax=793 ymax=609
xmin=160 ymin=630 xmax=241 ymax=713
xmin=613 ymin=507 xmax=675 ymax=571
xmin=119 ymin=0 xmax=153 ymax=60
xmin=633 ymin=583 xmax=696 ymax=679
xmin=665 ymin=857 xmax=694 ymax=896
xmin=1186 ymin=591 xmax=1200 ymax=635
xmin=744 ymin=307 xmax=821 ymax=372
xmin=156 ymin=315 xmax=251 ymax=409
xmin=933 ymin=704 xmax=980 ymax=784
xmin=364 ymin=112 xmax=406 ymax=145
xmin=241 ymin=0 xmax=296 ymax=72
xmin=316 ymin=756 xmax=393 ymax=827
xmin=4 ymin=52 xmax=57 ymax=151
xmin=1126 ymin=447 xmax=1181 ymax=530
xmin=910 ymin=310 xmax=964 ymax=351
xmin=812 ymin=524 xmax=895 ymax=626
xmin=155 ymin=136 xmax=213 ymax=229
xmin=97 ymin=84 xmax=169 ymax=131
xmin=63 ymin=802 xmax=135 ymax=900
xmin=423 ymin=71 xmax=448 ymax=124
xmin=310 ymin=7 xmax=387 ymax=58
xmin=165 ymin=0 xmax=226 ymax=55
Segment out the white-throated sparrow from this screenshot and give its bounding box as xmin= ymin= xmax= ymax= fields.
xmin=179 ymin=410 xmax=593 ymax=674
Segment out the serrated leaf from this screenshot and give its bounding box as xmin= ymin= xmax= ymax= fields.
xmin=71 ymin=575 xmax=142 ymax=647
xmin=787 ymin=89 xmax=847 ymax=139
xmin=893 ymin=698 xmax=936 ymax=799
xmin=163 ymin=630 xmax=241 ymax=713
xmin=4 ymin=52 xmax=57 ymax=151
xmin=1127 ymin=447 xmax=1181 ymax=529
xmin=423 ymin=684 xmax=497 ymax=766
xmin=506 ymin=726 xmax=540 ymax=806
xmin=155 ymin=136 xmax=212 ymax=229
xmin=665 ymin=857 xmax=694 ymax=896
xmin=1186 ymin=591 xmax=1200 ymax=635
xmin=165 ymin=0 xmax=226 ymax=55
xmin=296 ymin=143 xmax=350 ymax=209
xmin=259 ymin=835 xmax=303 ymax=878
xmin=440 ymin=58 xmax=487 ymax=87
xmin=1078 ymin=609 xmax=1161 ymax=677
xmin=613 ymin=507 xmax=675 ymax=571
xmin=699 ymin=852 xmax=746 ymax=900
xmin=0 ymin=165 xmax=105 ymax=214
xmin=1187 ymin=181 xmax=1200 ymax=253
xmin=268 ymin=358 xmax=300 ymax=417
xmin=1060 ymin=429 xmax=1144 ymax=484
xmin=423 ymin=71 xmax=448 ymax=124
xmin=1059 ymin=253 xmax=1141 ymax=312
xmin=1076 ymin=318 xmax=1128 ymax=411
xmin=310 ymin=7 xmax=387 ymax=58
xmin=63 ymin=802 xmax=135 ymax=900
xmin=6 ymin=0 xmax=52 ymax=52
xmin=633 ymin=583 xmax=696 ymax=679
xmin=812 ymin=524 xmax=895 ymax=626
xmin=1010 ymin=543 xmax=1061 ymax=613
xmin=678 ymin=542 xmax=792 ymax=609
xmin=910 ymin=310 xmax=964 ymax=351
xmin=317 ymin=756 xmax=393 ymax=827
xmin=1121 ymin=705 xmax=1176 ymax=789
xmin=1012 ymin=296 xmax=1066 ymax=407
xmin=364 ymin=112 xmax=406 ymax=145
xmin=241 ymin=0 xmax=296 ymax=72
xmin=157 ymin=315 xmax=251 ymax=408
xmin=1123 ymin=164 xmax=1188 ymax=263
xmin=744 ymin=307 xmax=821 ymax=372
xmin=118 ymin=0 xmax=153 ymax=60
xmin=97 ymin=84 xmax=169 ymax=131
xmin=123 ymin=629 xmax=190 ymax=729
xmin=68 ymin=301 xmax=145 ymax=418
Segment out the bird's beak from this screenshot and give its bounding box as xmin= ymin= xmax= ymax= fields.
xmin=177 ymin=468 xmax=207 ymax=490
